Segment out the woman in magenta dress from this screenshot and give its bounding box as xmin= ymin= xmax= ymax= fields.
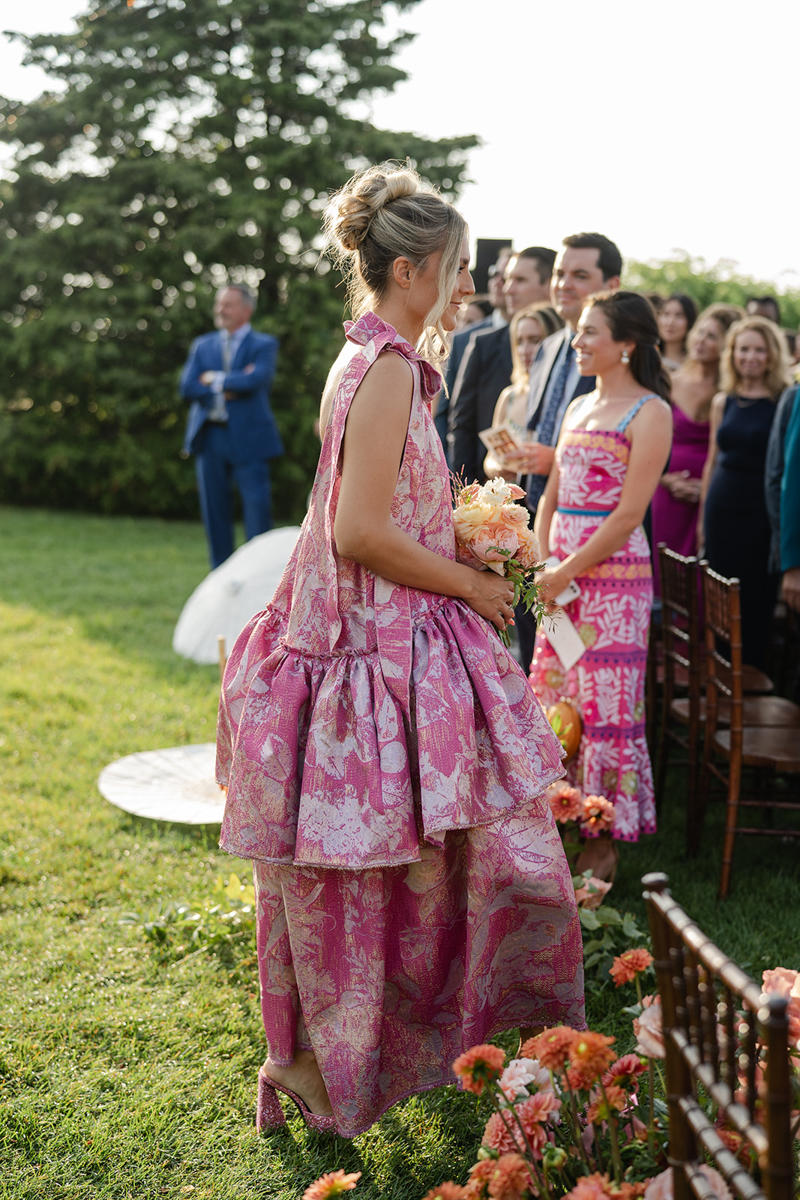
xmin=528 ymin=292 xmax=672 ymax=879
xmin=216 ymin=166 xmax=584 ymax=1138
xmin=650 ymin=303 xmax=742 ymax=590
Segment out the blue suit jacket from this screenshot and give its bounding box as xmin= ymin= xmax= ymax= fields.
xmin=434 ymin=316 xmax=494 ymax=448
xmin=448 ymin=324 xmax=513 ymax=483
xmin=180 ymin=328 xmax=283 ymax=461
xmin=523 ymin=327 xmax=595 ymax=510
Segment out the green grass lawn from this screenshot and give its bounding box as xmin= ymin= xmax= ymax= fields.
xmin=1 ymin=506 xmax=798 ymax=1200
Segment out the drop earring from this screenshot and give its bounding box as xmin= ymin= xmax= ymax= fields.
xmin=621 ymin=350 xmax=630 ymax=364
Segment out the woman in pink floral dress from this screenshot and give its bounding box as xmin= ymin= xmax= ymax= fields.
xmin=216 ymin=166 xmax=584 ymax=1138
xmin=529 ymin=292 xmax=672 ymax=880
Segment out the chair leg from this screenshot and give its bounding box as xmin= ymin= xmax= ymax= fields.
xmin=686 ymin=709 xmax=701 ymax=854
xmin=693 ymin=742 xmax=713 ymax=857
xmin=718 ymin=756 xmax=742 ymax=899
xmin=654 ymin=706 xmax=670 ymax=815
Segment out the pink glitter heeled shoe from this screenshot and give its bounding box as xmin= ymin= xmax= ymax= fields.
xmin=256 ymin=1065 xmax=338 ymax=1135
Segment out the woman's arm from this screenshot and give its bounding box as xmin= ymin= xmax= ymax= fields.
xmin=537 ymin=398 xmax=672 ymax=604
xmin=334 ymin=352 xmax=515 ymax=629
xmin=696 ymin=391 xmax=726 ymax=554
xmin=534 ymin=457 xmax=559 ymax=562
xmin=483 ymin=385 xmax=512 ymax=478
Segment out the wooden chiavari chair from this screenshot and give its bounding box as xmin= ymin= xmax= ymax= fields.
xmin=643 ymin=872 xmax=795 ymax=1200
xmin=697 ymin=565 xmax=800 ymax=896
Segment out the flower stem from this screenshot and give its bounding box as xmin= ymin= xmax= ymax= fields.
xmin=564 ymin=1074 xmax=593 ymax=1171
xmin=489 ymin=1090 xmax=551 ymax=1200
xmin=598 ymin=1080 xmax=623 ymax=1185
xmin=635 ymin=975 xmax=643 ymax=1008
xmin=647 ymin=1060 xmax=656 ymax=1158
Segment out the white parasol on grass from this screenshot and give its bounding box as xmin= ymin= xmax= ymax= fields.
xmin=98 ymin=744 xmax=225 ymax=825
xmin=172 ymin=525 xmax=301 ymax=665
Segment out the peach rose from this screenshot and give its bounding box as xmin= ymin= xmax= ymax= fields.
xmin=453 ymin=500 xmax=494 ymax=542
xmin=469 ymin=525 xmax=519 ymax=573
xmin=574 ymin=876 xmax=613 ymax=910
xmin=633 ymin=995 xmax=665 ymax=1059
xmin=518 ymin=530 xmax=542 ymax=569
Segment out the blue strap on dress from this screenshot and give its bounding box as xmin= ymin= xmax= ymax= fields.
xmin=616 ymin=392 xmax=658 ymax=433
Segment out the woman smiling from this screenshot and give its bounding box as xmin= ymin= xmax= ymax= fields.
xmin=528 ymin=291 xmax=672 ymax=878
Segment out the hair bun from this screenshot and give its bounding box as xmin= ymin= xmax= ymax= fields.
xmin=326 ymin=165 xmax=420 ymax=253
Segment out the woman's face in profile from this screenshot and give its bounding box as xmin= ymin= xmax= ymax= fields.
xmin=658 ymin=300 xmax=688 ymax=346
xmin=515 ymin=317 xmax=545 ymax=374
xmin=688 ymin=318 xmax=723 ymax=364
xmin=573 ymin=305 xmax=628 ymax=376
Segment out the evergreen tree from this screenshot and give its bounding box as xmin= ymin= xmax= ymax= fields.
xmin=0 ymin=0 xmax=476 ymax=520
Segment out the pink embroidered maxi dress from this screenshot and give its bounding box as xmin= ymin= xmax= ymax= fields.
xmin=528 ymin=396 xmax=657 ymax=843
xmin=216 ymin=313 xmax=584 ymax=1137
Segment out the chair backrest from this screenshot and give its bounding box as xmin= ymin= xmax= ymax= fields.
xmin=642 ymin=872 xmax=793 ymax=1200
xmin=658 ymin=545 xmax=701 ymax=694
xmin=700 ymin=563 xmax=745 ymax=738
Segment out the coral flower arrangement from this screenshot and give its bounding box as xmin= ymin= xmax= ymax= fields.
xmin=300 ymin=947 xmax=800 ymax=1199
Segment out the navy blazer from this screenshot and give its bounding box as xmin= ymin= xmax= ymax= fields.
xmin=448 ymin=324 xmax=513 ymax=483
xmin=524 ymin=327 xmax=595 ymax=509
xmin=434 ymin=316 xmax=494 ymax=448
xmin=180 ymin=328 xmax=283 ymax=462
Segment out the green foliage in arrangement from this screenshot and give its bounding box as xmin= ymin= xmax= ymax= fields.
xmin=0 ymin=0 xmax=477 ymax=523
xmin=1 ymin=505 xmax=799 ymax=1198
xmin=625 ymin=253 xmax=800 ymax=329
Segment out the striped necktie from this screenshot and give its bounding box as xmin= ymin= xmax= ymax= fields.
xmin=536 ymin=339 xmax=575 ymax=448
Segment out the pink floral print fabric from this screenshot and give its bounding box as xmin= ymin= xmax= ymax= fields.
xmin=528 ymin=428 xmax=656 ymax=842
xmin=216 ymin=312 xmax=584 ymax=1133
xmin=254 ymin=810 xmax=585 ymax=1138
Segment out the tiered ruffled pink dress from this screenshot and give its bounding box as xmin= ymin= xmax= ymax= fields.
xmin=217 ymin=313 xmax=584 ymax=1137
xmin=528 ymin=397 xmax=657 ymax=843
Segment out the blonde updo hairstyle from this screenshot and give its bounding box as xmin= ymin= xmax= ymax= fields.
xmin=324 ymin=163 xmax=466 ymax=364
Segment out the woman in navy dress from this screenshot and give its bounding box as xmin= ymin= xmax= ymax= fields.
xmin=699 ymin=316 xmax=792 ymax=669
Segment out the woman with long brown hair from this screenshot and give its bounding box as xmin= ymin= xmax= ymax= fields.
xmin=528 ymin=291 xmax=672 ymax=878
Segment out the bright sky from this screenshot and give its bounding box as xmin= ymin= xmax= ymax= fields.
xmin=2 ymin=0 xmax=798 ymax=288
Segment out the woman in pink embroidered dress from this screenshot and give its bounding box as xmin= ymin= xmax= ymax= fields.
xmin=216 ymin=165 xmax=584 ymax=1138
xmin=529 ymin=292 xmax=672 ymax=881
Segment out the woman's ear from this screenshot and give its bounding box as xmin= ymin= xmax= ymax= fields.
xmin=392 ymin=257 xmax=415 ymax=290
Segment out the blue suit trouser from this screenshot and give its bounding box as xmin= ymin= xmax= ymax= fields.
xmin=194 ymin=422 xmax=273 ymax=569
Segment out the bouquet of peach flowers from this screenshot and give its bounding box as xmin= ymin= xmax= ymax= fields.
xmin=452 ymin=477 xmax=547 ymax=644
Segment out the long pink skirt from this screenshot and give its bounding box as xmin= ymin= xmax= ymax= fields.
xmin=253 ymin=811 xmax=585 ymax=1136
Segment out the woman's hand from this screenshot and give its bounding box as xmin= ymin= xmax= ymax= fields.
xmin=670 ymin=475 xmax=701 ymax=503
xmin=537 ymin=563 xmax=575 ymax=609
xmin=662 ymin=470 xmax=700 ymax=503
xmin=462 ymin=568 xmax=516 ymax=632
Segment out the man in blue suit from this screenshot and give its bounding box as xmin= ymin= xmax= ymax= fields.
xmin=180 ymin=285 xmax=283 ymax=569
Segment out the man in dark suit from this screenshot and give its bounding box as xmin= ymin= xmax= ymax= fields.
xmin=501 ymin=232 xmax=622 ymax=670
xmin=448 ymin=246 xmax=556 ymax=483
xmin=433 ymin=246 xmax=513 ymax=450
xmin=180 ymin=284 xmax=283 ymax=569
